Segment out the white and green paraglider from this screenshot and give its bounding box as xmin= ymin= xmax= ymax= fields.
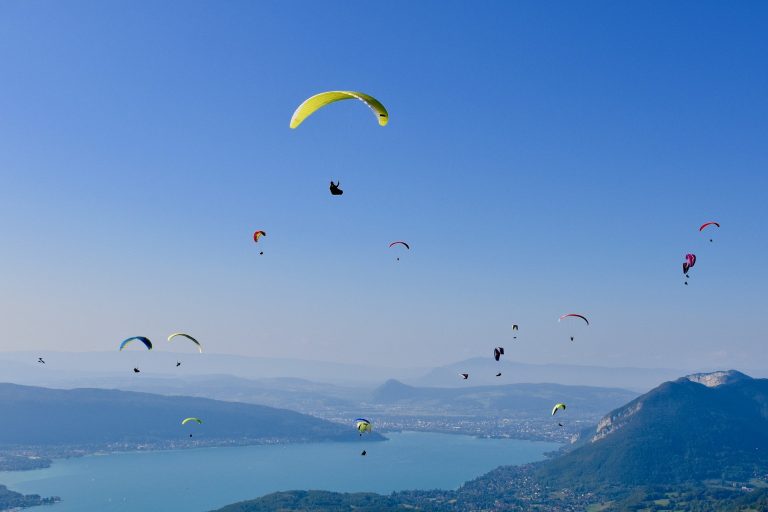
xmin=552 ymin=403 xmax=567 ymax=428
xmin=167 ymin=333 xmax=202 ymax=353
xmin=290 ymin=91 xmax=388 ymax=129
xmin=182 ymin=417 xmax=202 ymax=437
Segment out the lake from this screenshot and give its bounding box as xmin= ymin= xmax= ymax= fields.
xmin=0 ymin=432 xmax=559 ymax=512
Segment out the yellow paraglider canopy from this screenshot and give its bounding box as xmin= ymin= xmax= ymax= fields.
xmin=290 ymin=91 xmax=388 ymax=129
xmin=355 ymin=418 xmax=372 ymax=434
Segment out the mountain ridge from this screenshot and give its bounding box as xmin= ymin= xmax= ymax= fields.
xmin=0 ymin=382 xmax=381 ymax=449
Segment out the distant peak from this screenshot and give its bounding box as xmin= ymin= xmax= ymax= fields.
xmin=378 ymin=379 xmax=411 ymax=390
xmin=684 ymin=370 xmax=750 ymax=388
xmin=373 ymin=379 xmax=416 ymax=402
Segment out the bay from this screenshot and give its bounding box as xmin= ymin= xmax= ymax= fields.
xmin=0 ymin=432 xmax=559 ymax=512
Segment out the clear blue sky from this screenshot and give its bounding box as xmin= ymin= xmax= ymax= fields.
xmin=0 ymin=1 xmax=766 ymax=370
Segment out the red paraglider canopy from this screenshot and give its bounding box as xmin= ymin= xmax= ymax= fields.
xmin=558 ymin=314 xmax=589 ymax=325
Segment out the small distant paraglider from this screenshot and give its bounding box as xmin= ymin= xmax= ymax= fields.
xmin=552 ymin=403 xmax=567 ymax=416
xmin=459 ymin=373 xmax=469 ymax=380
xmin=558 ymin=314 xmax=589 ymax=342
xmin=355 ymin=418 xmax=372 ymax=436
xmin=119 ymin=336 xmax=153 ymax=351
xmin=167 ymin=333 xmax=203 ymax=353
xmin=330 ymin=181 xmax=343 ymax=196
xmin=37 ymin=357 xmax=45 ymax=364
xmin=389 ymin=241 xmax=410 ymax=261
xmin=496 ymin=372 xmax=502 ymax=377
xmin=355 ymin=418 xmax=372 ymax=456
xmin=494 ymin=347 xmax=505 ymax=362
xmin=699 ymin=221 xmax=720 ymax=242
xmin=683 ymin=253 xmax=697 ymax=285
xmin=182 ymin=417 xmax=202 ymax=438
xmin=120 ymin=338 xmax=151 ymax=374
xmin=512 ymin=324 xmax=519 ymax=339
xmin=176 ymin=361 xmax=182 ymax=367
xmin=290 ymin=91 xmax=388 ymax=129
xmin=559 ymin=314 xmax=589 ymax=325
xmin=253 ymin=230 xmax=266 ymax=255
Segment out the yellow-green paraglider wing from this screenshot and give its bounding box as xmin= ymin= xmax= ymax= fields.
xmin=551 ymin=403 xmax=567 ymax=416
xmin=168 ymin=333 xmax=203 ymax=353
xmin=290 ymin=91 xmax=388 ymax=129
xmin=181 ymin=417 xmax=203 ymax=425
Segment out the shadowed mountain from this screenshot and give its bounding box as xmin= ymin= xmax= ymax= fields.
xmin=533 ymin=369 xmax=768 ymax=486
xmin=0 ymin=383 xmax=382 ymax=447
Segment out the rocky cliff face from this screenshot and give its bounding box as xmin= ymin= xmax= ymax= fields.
xmin=591 ymin=400 xmax=643 ymax=442
xmin=589 ymin=371 xmax=750 ymax=443
xmin=685 ymin=370 xmax=750 ymax=388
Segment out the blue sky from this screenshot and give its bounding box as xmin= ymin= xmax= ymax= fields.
xmin=0 ymin=1 xmax=766 ymax=369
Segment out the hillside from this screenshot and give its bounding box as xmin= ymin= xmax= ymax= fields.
xmin=212 ymin=491 xmax=413 ymax=512
xmin=0 ymin=383 xmax=382 ymax=449
xmin=0 ymin=485 xmax=58 ymax=510
xmin=534 ymin=370 xmax=768 ymax=486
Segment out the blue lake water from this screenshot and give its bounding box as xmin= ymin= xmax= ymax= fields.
xmin=0 ymin=432 xmax=559 ymax=512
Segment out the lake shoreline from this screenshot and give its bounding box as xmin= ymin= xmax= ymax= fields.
xmin=0 ymin=434 xmax=388 ymax=473
xmin=0 ymin=432 xmax=560 ymax=512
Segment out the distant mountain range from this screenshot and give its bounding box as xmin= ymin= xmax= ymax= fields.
xmin=3 ymin=350 xmax=759 ymax=391
xmin=370 ymin=379 xmax=636 ymax=419
xmin=411 ymin=357 xmax=691 ymax=391
xmin=7 ymin=373 xmax=636 ymax=426
xmin=0 ymin=383 xmax=380 ymax=449
xmin=0 ymin=351 xmax=426 ymax=386
xmin=211 ymin=370 xmax=768 ymax=511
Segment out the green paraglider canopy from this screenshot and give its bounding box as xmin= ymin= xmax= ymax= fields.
xmin=290 ymin=91 xmax=388 ymax=129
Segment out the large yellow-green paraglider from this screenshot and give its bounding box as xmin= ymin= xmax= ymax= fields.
xmin=290 ymin=91 xmax=388 ymax=129
xmin=551 ymin=403 xmax=567 ymax=416
xmin=181 ymin=417 xmax=203 ymax=425
xmin=168 ymin=333 xmax=202 ymax=353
